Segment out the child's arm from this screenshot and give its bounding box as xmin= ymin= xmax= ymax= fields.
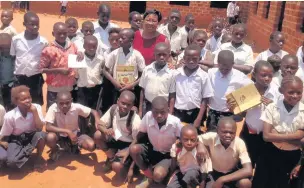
xmin=193 ymin=98 xmax=208 ymax=129
xmin=139 ymin=88 xmax=145 ymax=117
xmin=41 ymin=68 xmax=71 ymax=75
xmin=29 ymin=105 xmax=44 ymax=131
xmin=232 ymin=64 xmax=252 ymax=75
xmin=103 ymin=66 xmax=122 ymax=90
xmin=46 ymin=122 xmax=77 ymax=142
xmin=120 ymin=71 xmax=143 ymax=92
xmin=126 ymin=161 xmax=135 ymax=183
xmin=263 ymin=122 xmax=304 ymax=142
xmin=90 ymin=109 xmax=102 ymax=129
xmin=213 ymin=163 xmax=252 ymax=187
xmin=169 ymin=92 xmax=175 ymax=114
xmin=169 ymin=157 xmax=178 ymax=176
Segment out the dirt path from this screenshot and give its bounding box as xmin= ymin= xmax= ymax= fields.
xmin=0 ymin=10 xmax=255 ymax=188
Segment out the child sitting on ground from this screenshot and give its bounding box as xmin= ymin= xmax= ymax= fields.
xmin=0 ymin=33 xmax=15 ymax=110
xmin=0 ymin=85 xmax=46 ymax=169
xmin=0 ymin=9 xmax=17 ymax=37
xmin=94 ymin=90 xmax=141 ymax=182
xmin=65 ymin=17 xmax=81 ymax=43
xmin=103 ymin=28 xmax=145 ymax=107
xmin=45 ymin=91 xmax=101 ymax=161
xmin=168 ymin=125 xmax=212 ymax=188
xmin=39 ymin=22 xmax=81 ymax=109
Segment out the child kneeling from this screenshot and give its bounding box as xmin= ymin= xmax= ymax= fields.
xmin=45 ymin=91 xmax=101 ymax=161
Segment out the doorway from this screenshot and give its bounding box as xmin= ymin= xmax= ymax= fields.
xmin=129 ymin=1 xmax=146 ymax=14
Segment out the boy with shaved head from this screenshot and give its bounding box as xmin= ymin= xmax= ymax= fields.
xmin=39 ymin=22 xmax=82 ymax=108
xmin=11 ymin=11 xmax=48 ymax=105
xmin=45 ymin=91 xmax=102 ymax=161
xmin=0 ymin=9 xmax=17 ymax=37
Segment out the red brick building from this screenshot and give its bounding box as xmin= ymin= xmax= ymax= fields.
xmin=1 ymin=1 xmax=303 ymax=53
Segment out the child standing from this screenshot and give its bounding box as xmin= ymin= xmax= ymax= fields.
xmin=59 ymin=1 xmax=68 ymax=18
xmin=252 ymin=75 xmax=304 ymax=188
xmin=0 ymin=33 xmax=15 ymax=110
xmin=181 ymin=14 xmax=195 ymax=38
xmin=220 ymin=33 xmax=233 ymax=44
xmin=103 ymin=28 xmax=145 ymax=107
xmin=103 ymin=28 xmax=121 ymax=59
xmin=240 ymin=60 xmax=281 ymax=168
xmin=129 ymin=11 xmax=142 ymax=32
xmin=65 ymin=17 xmax=81 ymax=43
xmin=255 ymin=31 xmax=288 ymax=62
xmin=39 ymin=22 xmax=79 ymax=108
xmin=0 ymin=85 xmax=46 ymax=169
xmin=267 ymin=54 xmax=281 ymax=78
xmin=138 ymin=42 xmax=176 ymax=117
xmin=11 ymin=12 xmax=48 ymax=105
xmin=207 ymin=50 xmax=253 ymax=131
xmin=0 ymin=10 xmax=18 ymax=37
xmin=214 ymin=24 xmax=254 ymax=75
xmin=94 ymin=91 xmax=141 ymax=182
xmin=94 ymin=4 xmax=119 ymax=49
xmin=168 ymin=125 xmax=212 ymax=188
xmin=205 ymin=19 xmax=224 ymax=53
xmin=199 ymin=117 xmax=252 ymax=188
xmin=173 ymin=44 xmax=213 ymax=132
xmin=45 ymin=91 xmax=101 ymax=161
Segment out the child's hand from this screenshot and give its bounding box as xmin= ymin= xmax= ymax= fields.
xmin=67 ymin=130 xmax=77 ymax=144
xmin=76 ymin=52 xmax=84 ymax=61
xmin=116 ymin=149 xmax=129 ymax=164
xmin=261 ymin=96 xmax=273 ymax=106
xmin=120 ymin=84 xmax=134 ymax=92
xmin=290 ymin=165 xmax=301 ymax=179
xmin=57 ymin=68 xmax=70 ymax=75
xmin=104 ymin=128 xmax=114 ymax=137
xmin=29 ymin=104 xmax=37 ymax=113
xmin=226 ymin=99 xmax=236 ymax=113
xmin=0 ymin=141 xmax=8 ymax=150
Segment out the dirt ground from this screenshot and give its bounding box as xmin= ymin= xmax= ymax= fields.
xmin=0 ymin=10 xmax=259 ymax=188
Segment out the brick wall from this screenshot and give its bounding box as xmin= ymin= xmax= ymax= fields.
xmin=246 ymin=1 xmax=304 ymax=54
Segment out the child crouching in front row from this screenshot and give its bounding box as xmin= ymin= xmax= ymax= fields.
xmin=0 ymin=85 xmax=46 ymax=169
xmin=168 ymin=125 xmax=212 ymax=188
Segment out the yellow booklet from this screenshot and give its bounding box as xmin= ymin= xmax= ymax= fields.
xmin=116 ymin=65 xmax=135 ymax=85
xmin=226 ymin=83 xmax=261 ymax=114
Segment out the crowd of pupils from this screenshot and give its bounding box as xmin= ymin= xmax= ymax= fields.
xmin=0 ymin=3 xmax=304 ymax=188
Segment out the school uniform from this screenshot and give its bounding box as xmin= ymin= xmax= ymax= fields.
xmin=136 ymin=111 xmax=183 ymax=171
xmin=74 ymin=37 xmax=108 ymax=56
xmin=0 ymin=54 xmax=15 ymax=110
xmin=227 ymin=2 xmax=237 ymax=24
xmin=207 ymin=68 xmax=253 ymax=131
xmin=167 ymin=144 xmax=213 ymax=188
xmin=45 ymin=103 xmax=93 ymax=148
xmin=0 ymin=104 xmax=45 ymax=168
xmin=214 ymin=42 xmax=255 ymax=68
xmin=205 ymin=34 xmax=223 ymax=53
xmin=297 ymin=46 xmax=304 ymax=72
xmin=252 ymin=99 xmax=304 ymax=188
xmin=39 ymin=41 xmax=78 ymax=109
xmin=255 ymin=49 xmax=288 ymax=63
xmin=157 ymin=24 xmax=188 ymax=53
xmin=66 ymin=31 xmax=82 ymax=43
xmin=240 ymin=83 xmax=281 ymax=167
xmin=139 ymin=62 xmax=176 ymax=115
xmin=93 ymin=21 xmax=119 ymax=49
xmin=10 ymin=32 xmax=48 ymax=105
xmin=0 ymin=25 xmax=18 ymax=37
xmin=271 ymin=70 xmax=304 ymax=88
xmin=174 ymin=66 xmax=213 ymax=126
xmin=199 ymin=132 xmax=252 ymax=187
xmin=105 ymin=47 xmax=145 ymax=107
xmin=177 ymin=48 xmax=213 ymax=65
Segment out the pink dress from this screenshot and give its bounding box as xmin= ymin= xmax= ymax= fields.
xmin=133 ymin=30 xmax=167 ymax=65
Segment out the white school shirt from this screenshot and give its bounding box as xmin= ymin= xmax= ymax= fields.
xmin=205 ymin=34 xmax=223 ymax=53
xmin=297 ymin=46 xmax=304 ymax=71
xmin=74 ymin=37 xmax=107 ymax=56
xmin=255 ymin=49 xmax=288 ymax=63
xmin=170 ymin=144 xmax=213 ymax=174
xmin=10 ymin=32 xmax=48 ymax=76
xmin=105 ymin=47 xmax=145 ymax=80
xmin=0 ymin=25 xmax=18 ymax=37
xmin=139 ymin=62 xmax=176 ymax=102
xmin=0 ymin=105 xmax=5 ymax=127
xmin=214 ymin=42 xmax=254 ymax=67
xmin=93 ymin=21 xmax=119 ymax=48
xmin=175 ymin=67 xmax=214 ymax=110
xmin=157 ymin=24 xmax=188 ymax=53
xmin=45 ymin=103 xmax=91 ymax=137
xmin=245 ymin=83 xmax=281 ymax=133
xmin=0 ymin=104 xmax=44 ymax=136
xmin=66 ymin=31 xmax=82 ymax=43
xmin=100 ymin=107 xmax=141 ymax=143
xmin=61 ymin=1 xmax=68 ymax=6
xmin=139 ymin=111 xmax=183 ymax=153
xmin=76 ymin=54 xmax=104 ymax=88
xmin=208 ymin=68 xmax=253 ymax=112
xmin=260 ymin=99 xmax=304 ymax=150
xmin=271 ymin=70 xmax=304 ymax=88
xmin=227 ymin=2 xmax=236 ymax=17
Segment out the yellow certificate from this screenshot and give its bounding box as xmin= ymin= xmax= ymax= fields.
xmin=116 ymin=65 xmax=135 ymax=85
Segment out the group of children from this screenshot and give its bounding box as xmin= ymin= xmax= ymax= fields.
xmin=0 ymin=4 xmax=304 ymax=188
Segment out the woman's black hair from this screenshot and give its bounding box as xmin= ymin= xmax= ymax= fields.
xmin=129 ymin=11 xmax=140 ymax=23
xmin=143 ymin=9 xmax=162 ymax=22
